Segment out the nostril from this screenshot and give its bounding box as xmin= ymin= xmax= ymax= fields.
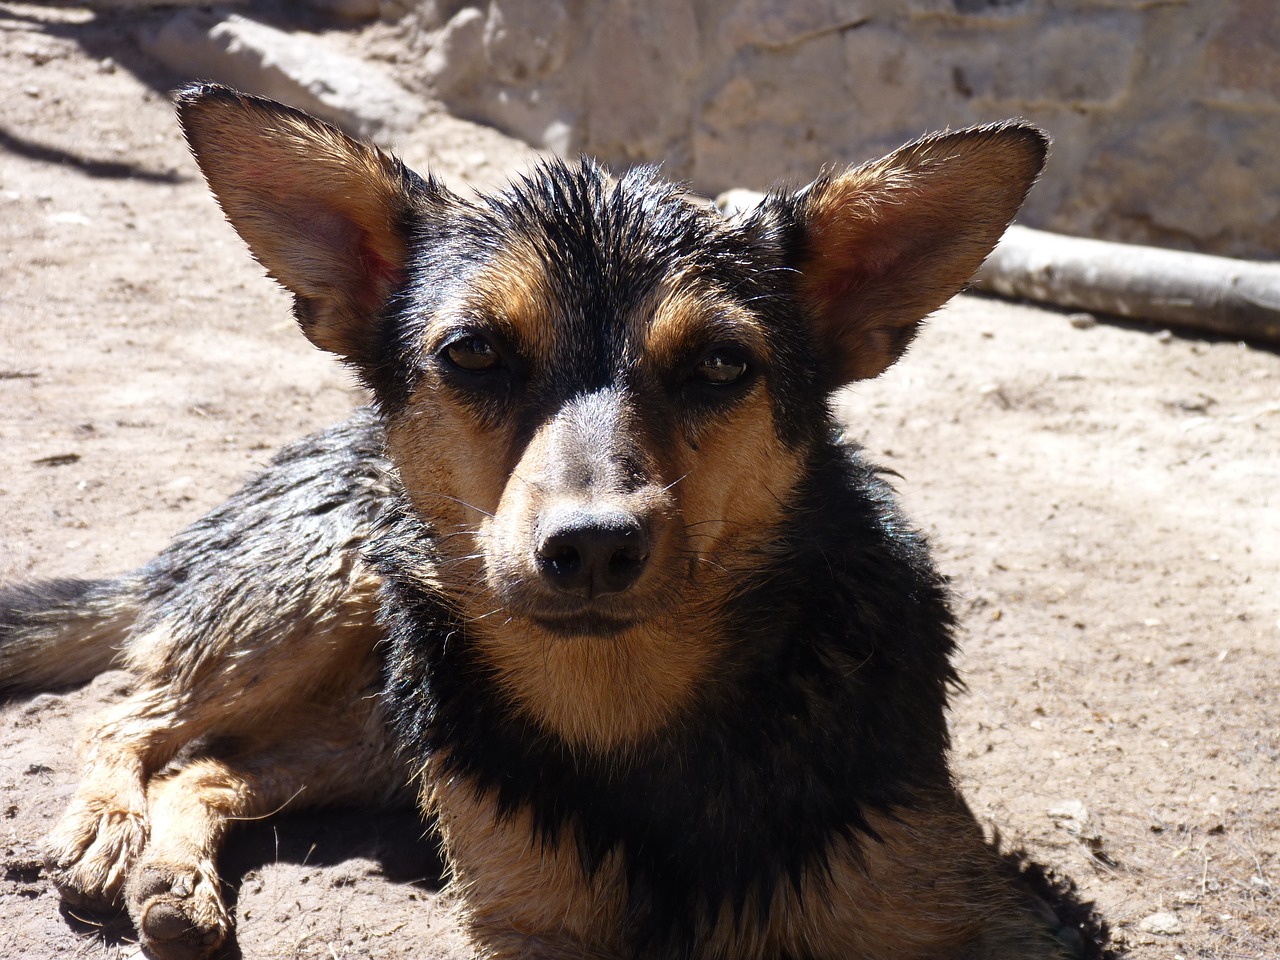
xmin=541 ymin=541 xmax=581 ymax=578
xmin=608 ymin=538 xmax=646 ymax=577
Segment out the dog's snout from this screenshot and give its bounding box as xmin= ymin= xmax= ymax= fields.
xmin=535 ymin=508 xmax=650 ymax=599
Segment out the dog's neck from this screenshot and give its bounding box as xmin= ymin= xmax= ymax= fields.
xmin=467 ymin=614 xmax=728 ymax=752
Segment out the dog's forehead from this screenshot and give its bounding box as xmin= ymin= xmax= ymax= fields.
xmin=482 ymin=160 xmax=718 ymax=263
xmin=449 ymin=162 xmax=757 ymax=356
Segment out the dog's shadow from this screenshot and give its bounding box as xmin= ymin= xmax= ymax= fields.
xmin=220 ymin=803 xmax=446 ymax=889
xmin=59 ymin=833 xmax=1115 ymax=960
xmin=59 ymin=804 xmax=446 ymax=959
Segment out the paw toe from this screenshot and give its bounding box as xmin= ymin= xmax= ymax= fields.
xmin=128 ymin=862 xmax=229 ymax=960
xmin=141 ymin=898 xmax=196 ymax=943
xmin=46 ymin=859 xmax=126 ymax=910
xmin=128 ymin=863 xmax=181 ymax=903
xmin=137 ymin=897 xmax=227 ymax=960
xmin=44 ymin=807 xmax=148 ymax=908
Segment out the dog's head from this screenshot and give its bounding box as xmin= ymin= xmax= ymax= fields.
xmin=179 ymin=84 xmax=1047 ymax=749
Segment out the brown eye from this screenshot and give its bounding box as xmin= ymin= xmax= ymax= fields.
xmin=694 ymin=350 xmax=748 ymax=386
xmin=444 ymin=335 xmax=501 ymax=373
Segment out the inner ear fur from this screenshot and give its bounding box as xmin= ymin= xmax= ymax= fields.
xmin=789 ymin=122 xmax=1049 ymax=384
xmin=176 ymin=82 xmax=443 ymax=362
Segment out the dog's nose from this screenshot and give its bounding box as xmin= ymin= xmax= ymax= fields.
xmin=535 ymin=508 xmax=650 ymax=598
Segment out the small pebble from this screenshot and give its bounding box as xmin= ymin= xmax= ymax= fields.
xmin=1047 ymin=799 xmax=1089 ymax=824
xmin=1067 ymin=312 xmax=1096 ymax=329
xmin=1138 ymin=912 xmax=1183 ymax=935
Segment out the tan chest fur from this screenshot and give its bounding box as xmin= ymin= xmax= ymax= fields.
xmin=428 ymin=766 xmax=1035 ymax=960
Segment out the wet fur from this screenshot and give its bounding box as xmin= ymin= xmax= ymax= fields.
xmin=0 ymin=84 xmax=1091 ymax=959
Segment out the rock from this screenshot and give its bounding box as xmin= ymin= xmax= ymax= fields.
xmin=720 ymin=0 xmax=873 ymax=51
xmin=424 ymin=7 xmax=487 ymax=99
xmin=411 ymin=0 xmax=1280 ymax=259
xmin=1138 ymin=911 xmax=1184 ymax=935
xmin=583 ymin=0 xmax=700 ymax=167
xmin=137 ymin=10 xmax=428 ymax=145
xmin=1203 ymin=0 xmax=1280 ymax=101
xmin=1047 ymin=799 xmax=1089 ymax=825
xmin=482 ymin=0 xmax=570 ymax=85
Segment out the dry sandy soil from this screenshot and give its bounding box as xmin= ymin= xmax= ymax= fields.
xmin=2 ymin=5 xmax=1277 ymax=959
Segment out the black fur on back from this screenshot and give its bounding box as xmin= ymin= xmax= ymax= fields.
xmin=376 ymin=436 xmax=959 ymax=951
xmin=132 ymin=408 xmax=392 ymax=683
xmin=0 ymin=578 xmax=104 ymax=629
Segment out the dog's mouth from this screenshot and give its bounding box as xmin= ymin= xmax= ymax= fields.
xmin=525 ymin=608 xmax=643 ymax=638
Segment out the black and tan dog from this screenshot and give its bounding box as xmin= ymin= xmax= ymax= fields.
xmin=0 ymin=84 xmax=1073 ymax=959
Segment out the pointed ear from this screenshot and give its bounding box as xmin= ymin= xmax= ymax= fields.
xmin=176 ymin=83 xmax=447 ymax=363
xmin=784 ymin=122 xmax=1049 ymax=384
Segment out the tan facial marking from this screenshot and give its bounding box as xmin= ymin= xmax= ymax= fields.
xmin=643 ymin=280 xmax=803 ymax=570
xmin=668 ymin=392 xmax=802 ymax=568
xmin=642 ymin=276 xmax=769 ymax=373
xmin=385 ymin=245 xmax=564 ymax=589
xmin=467 ymin=395 xmax=719 ymax=752
xmin=461 ymin=236 xmax=564 ymax=362
xmin=455 ymin=283 xmax=802 ymax=752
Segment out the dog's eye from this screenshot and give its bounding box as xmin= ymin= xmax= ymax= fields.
xmin=443 ymin=335 xmax=502 ymax=373
xmin=693 ymin=350 xmax=748 ymax=386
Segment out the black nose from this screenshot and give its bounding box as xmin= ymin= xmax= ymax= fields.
xmin=535 ymin=508 xmax=650 ymax=598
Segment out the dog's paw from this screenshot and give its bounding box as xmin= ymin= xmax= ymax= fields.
xmin=43 ymin=800 xmax=148 ymax=908
xmin=126 ymin=856 xmax=231 ymax=960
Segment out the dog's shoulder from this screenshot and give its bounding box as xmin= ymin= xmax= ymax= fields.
xmin=129 ymin=408 xmax=397 ymax=672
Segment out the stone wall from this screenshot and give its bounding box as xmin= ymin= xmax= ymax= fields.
xmin=412 ymin=0 xmax=1279 ymax=258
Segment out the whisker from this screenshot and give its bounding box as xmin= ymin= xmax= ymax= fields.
xmin=424 ymin=493 xmax=495 ymax=519
xmin=691 ymin=555 xmax=730 ymax=574
xmin=660 ymin=472 xmax=690 ymax=494
xmin=226 ymin=785 xmax=308 ymax=822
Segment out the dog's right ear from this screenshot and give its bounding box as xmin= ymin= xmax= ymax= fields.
xmin=176 ymin=83 xmax=450 ymax=363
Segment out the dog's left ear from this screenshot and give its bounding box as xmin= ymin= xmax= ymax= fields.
xmin=779 ymin=123 xmax=1048 ymax=384
xmin=176 ymin=83 xmax=450 ymax=364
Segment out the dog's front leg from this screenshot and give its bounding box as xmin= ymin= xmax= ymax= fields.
xmin=123 ymin=757 xmax=241 ymax=960
xmin=43 ymin=684 xmax=194 ymax=908
xmin=123 ymin=693 xmax=409 ymax=960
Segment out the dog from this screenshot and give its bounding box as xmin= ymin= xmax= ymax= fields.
xmin=0 ymin=83 xmax=1074 ymax=959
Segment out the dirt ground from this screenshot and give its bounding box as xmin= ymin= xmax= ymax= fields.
xmin=2 ymin=5 xmax=1277 ymax=960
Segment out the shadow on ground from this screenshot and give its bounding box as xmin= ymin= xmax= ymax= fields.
xmin=55 ymin=805 xmax=445 ymax=959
